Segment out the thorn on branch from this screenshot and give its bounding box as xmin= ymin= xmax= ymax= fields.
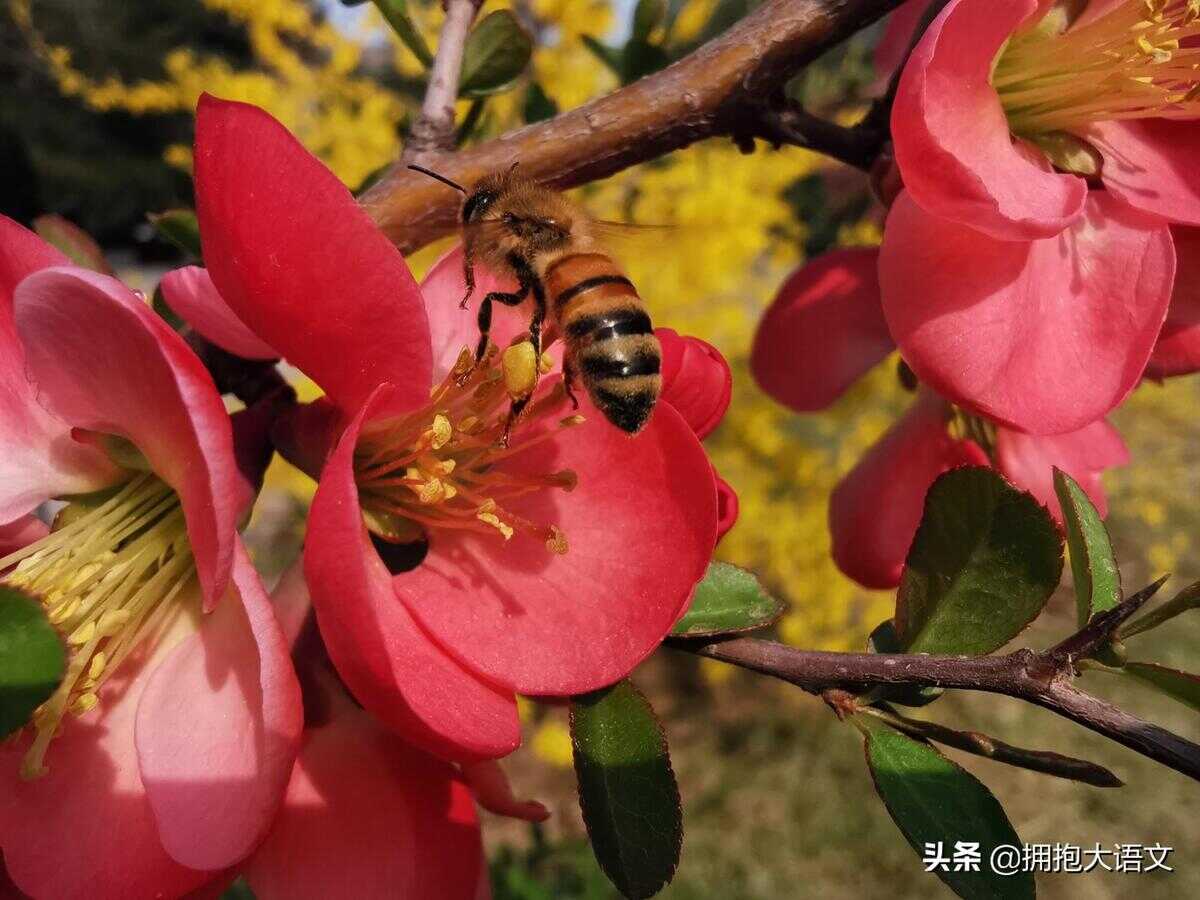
xmin=1049 ymin=575 xmax=1171 ymax=670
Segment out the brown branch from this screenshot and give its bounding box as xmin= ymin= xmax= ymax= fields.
xmin=675 ymin=632 xmax=1200 ymax=783
xmin=360 ymin=0 xmax=908 ymax=252
xmin=405 ymin=0 xmax=485 ymax=160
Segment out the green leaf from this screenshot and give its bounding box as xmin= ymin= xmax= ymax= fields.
xmin=580 ymin=35 xmax=625 ymax=79
xmin=148 ymin=209 xmax=202 ymax=259
xmin=460 ymin=11 xmax=533 ymax=99
xmin=1122 ymin=662 xmax=1200 ymax=713
xmin=372 ymin=0 xmax=433 ymax=67
xmin=32 ymin=214 xmax=111 ymax=274
xmin=862 ymin=718 xmax=1033 ymax=900
xmin=571 ymin=681 xmax=681 ymax=899
xmin=0 ymin=585 xmax=66 ymax=738
xmin=1053 ymin=467 xmax=1121 ymax=627
xmin=633 ymin=0 xmax=668 ymax=41
xmin=670 ymin=561 xmax=784 ymax=637
xmin=523 ymin=81 xmax=559 ymax=124
xmin=896 ymin=467 xmax=1062 ymax=656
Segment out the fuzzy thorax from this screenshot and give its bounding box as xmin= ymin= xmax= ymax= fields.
xmin=1 ymin=473 xmax=196 ymax=779
xmin=354 ymin=344 xmax=578 ymax=555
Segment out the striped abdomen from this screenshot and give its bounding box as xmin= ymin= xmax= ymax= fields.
xmin=545 ymin=252 xmax=661 ymax=434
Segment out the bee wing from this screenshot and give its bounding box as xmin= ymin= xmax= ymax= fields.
xmin=586 ymin=219 xmax=680 ymax=264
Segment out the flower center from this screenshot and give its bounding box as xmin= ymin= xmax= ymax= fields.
xmin=994 ymin=0 xmax=1200 ymax=135
xmin=354 ymin=345 xmax=580 ymax=555
xmin=0 ymin=472 xmax=195 ymax=779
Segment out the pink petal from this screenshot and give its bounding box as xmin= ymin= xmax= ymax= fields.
xmin=891 ymin=0 xmax=1087 ymax=239
xmin=0 ymin=515 xmax=48 ymax=558
xmin=194 ymin=94 xmax=433 ymax=417
xmin=461 ymin=759 xmax=550 ymax=822
xmin=305 ymin=385 xmax=521 ymax=762
xmin=136 ymin=541 xmax=302 ymax=872
xmin=658 ymin=328 xmax=731 ymax=439
xmin=243 ymin=697 xmax=482 ymax=900
xmin=829 ymin=391 xmax=989 ymax=589
xmin=14 ymin=267 xmax=241 ymax=609
xmin=1085 ymin=119 xmax=1200 ymax=227
xmin=160 ymin=266 xmax=279 ymax=360
xmin=873 ymin=0 xmax=929 ymax=88
xmin=421 ymin=246 xmax=533 ymax=382
xmin=401 ymin=388 xmax=718 ymax=696
xmin=0 ymin=216 xmax=118 ymax=521
xmin=0 ymin=596 xmax=213 ymax=900
xmin=1148 ymin=226 xmax=1200 ymax=378
xmin=995 ymin=419 xmax=1128 ymax=521
xmin=879 ymin=191 xmax=1175 ymax=435
xmin=752 ymin=248 xmax=893 ymax=411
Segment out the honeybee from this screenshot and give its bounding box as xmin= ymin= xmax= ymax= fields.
xmin=409 ymin=164 xmax=662 ymax=435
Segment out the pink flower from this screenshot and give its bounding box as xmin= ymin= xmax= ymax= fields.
xmin=753 ymin=247 xmax=1129 ymax=588
xmin=0 ymin=217 xmax=301 ymax=898
xmin=880 ymin=0 xmax=1200 ymax=434
xmin=189 ymin=95 xmax=721 ymax=763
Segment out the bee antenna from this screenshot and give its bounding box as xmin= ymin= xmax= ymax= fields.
xmin=407 ymin=164 xmax=467 ymax=194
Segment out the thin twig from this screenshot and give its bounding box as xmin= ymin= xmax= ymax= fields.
xmin=405 ymin=0 xmax=485 ymax=160
xmin=361 ymin=0 xmax=908 ymax=252
xmin=675 ymin=631 xmax=1200 ymax=783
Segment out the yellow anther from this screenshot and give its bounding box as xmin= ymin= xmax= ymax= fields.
xmin=560 ymin=414 xmax=586 ymax=428
xmin=545 ymin=526 xmax=569 ymax=555
xmin=427 ymin=414 xmax=452 ymax=450
xmin=96 ymin=608 xmax=131 ymax=636
xmin=458 ymin=415 xmax=481 ymax=434
xmin=452 ymin=346 xmax=475 ymax=377
xmin=68 ymin=621 xmax=96 ymax=646
xmin=88 ymin=652 xmax=107 ymax=680
xmin=477 ymin=511 xmax=514 ymax=540
xmin=70 ymin=693 xmax=99 ymax=715
xmin=417 ymin=478 xmax=446 ymax=505
xmin=539 ymin=352 xmax=554 ymax=374
xmin=48 ymin=598 xmax=80 ymax=625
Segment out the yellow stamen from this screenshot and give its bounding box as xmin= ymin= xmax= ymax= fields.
xmin=0 ymin=472 xmax=196 ymax=779
xmin=994 ymin=0 xmax=1200 ymax=135
xmin=355 ymin=343 xmax=578 ymax=552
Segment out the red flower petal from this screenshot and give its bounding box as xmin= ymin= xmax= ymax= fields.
xmin=421 ymin=245 xmax=533 ymax=381
xmin=14 ymin=267 xmax=241 ymax=610
xmin=1086 ymin=120 xmax=1200 ymax=226
xmin=0 ymin=610 xmax=213 ymax=900
xmin=995 ymin=419 xmax=1128 ymax=521
xmin=461 ymin=759 xmax=550 ymax=822
xmin=400 ymin=391 xmax=717 ymax=696
xmin=160 ymin=265 xmax=278 ymax=360
xmin=657 ymin=328 xmax=731 ymax=438
xmin=1148 ymin=226 xmax=1200 ymax=378
xmin=243 ymin=696 xmax=482 ymax=900
xmin=0 ymin=216 xmax=117 ymax=521
xmin=891 ymin=0 xmax=1086 ymax=239
xmin=194 ymin=94 xmax=433 ymax=417
xmin=136 ymin=541 xmax=302 ymax=872
xmin=752 ymin=248 xmax=893 ymax=411
xmin=0 ymin=515 xmax=47 ymax=558
xmin=715 ymin=470 xmax=739 ymax=542
xmin=829 ymin=392 xmax=989 ymax=589
xmin=879 ymin=191 xmax=1174 ymax=435
xmin=305 ymin=385 xmax=521 ymax=762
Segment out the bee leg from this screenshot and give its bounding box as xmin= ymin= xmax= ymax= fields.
xmin=459 ymin=249 xmax=476 ymax=309
xmin=563 ymin=361 xmax=581 ymax=411
xmin=499 ymin=394 xmax=531 ymax=448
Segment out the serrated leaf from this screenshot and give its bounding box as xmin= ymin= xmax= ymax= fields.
xmin=0 ymin=585 xmax=66 ymax=738
xmin=32 ymin=214 xmax=112 ymax=274
xmin=863 ymin=718 xmax=1033 ymax=900
xmin=571 ymin=681 xmax=681 ymax=899
xmin=523 ymin=81 xmax=558 ymax=123
xmin=633 ymin=0 xmax=667 ymax=41
xmin=896 ymin=467 xmax=1062 ymax=656
xmin=148 ymin=209 xmax=202 ymax=259
xmin=1053 ymin=467 xmax=1121 ymax=627
xmin=581 ymin=34 xmax=625 ymax=78
xmin=670 ymin=561 xmax=784 ymax=637
xmin=373 ymin=0 xmax=433 ymax=68
xmin=460 ymin=10 xmax=533 ymax=99
xmin=1122 ymin=662 xmax=1200 ymax=713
